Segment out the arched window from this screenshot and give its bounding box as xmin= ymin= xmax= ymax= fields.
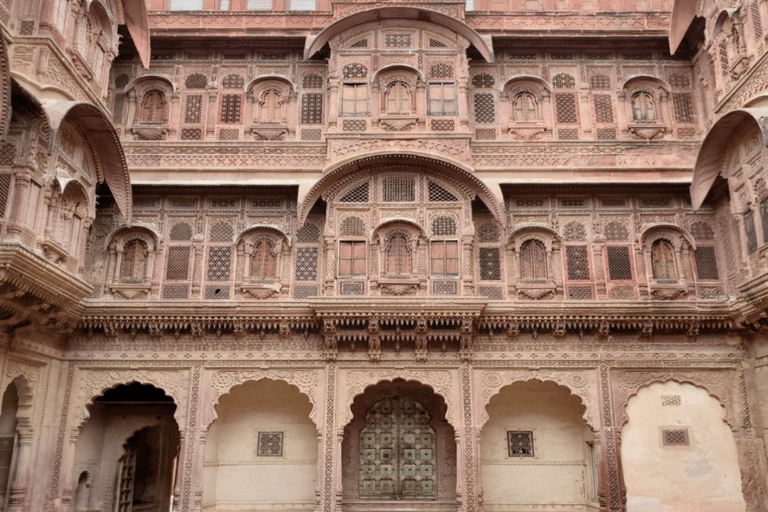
xmin=385 ymin=81 xmax=411 ymax=114
xmin=385 ymin=233 xmax=412 ymax=277
xmin=251 ymin=238 xmax=278 ymax=280
xmin=258 ymin=89 xmax=284 ymax=123
xmin=140 ymin=90 xmax=165 ymax=124
xmin=631 ymin=91 xmax=656 ymax=122
xmin=520 ymin=240 xmax=547 ymax=280
xmin=120 ymin=240 xmax=148 ymax=282
xmin=513 ymin=92 xmax=538 ymax=122
xmin=651 ymin=240 xmax=677 ymax=279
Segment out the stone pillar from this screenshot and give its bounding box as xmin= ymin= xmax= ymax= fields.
xmin=327 ymin=81 xmax=339 ymax=132
xmin=579 ymin=91 xmax=592 ymax=139
xmin=5 ymin=172 xmax=31 ymax=240
xmin=462 ymin=236 xmax=474 ymax=296
xmin=192 ymin=245 xmax=204 ymax=299
xmin=324 ymin=238 xmax=335 ymax=296
xmin=506 ymin=244 xmax=517 ymax=299
xmin=458 ymin=79 xmax=470 ymax=132
xmin=597 ymin=365 xmax=626 ymax=512
xmin=416 ymin=81 xmax=427 ymax=131
xmin=319 ymin=364 xmax=338 ymax=512
xmin=5 ymin=426 xmax=33 ymax=512
xmin=592 ymin=241 xmax=606 ymax=298
xmin=458 ymin=364 xmax=481 ymax=512
xmin=370 ymin=82 xmax=380 ymax=129
xmin=634 ymin=246 xmax=649 ymax=299
xmin=178 ymin=364 xmax=204 ymax=512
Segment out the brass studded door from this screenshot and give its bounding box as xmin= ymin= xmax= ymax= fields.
xmin=359 ymin=396 xmax=437 ymax=500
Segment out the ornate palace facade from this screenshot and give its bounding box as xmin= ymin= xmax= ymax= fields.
xmin=0 ymin=0 xmax=765 ymax=511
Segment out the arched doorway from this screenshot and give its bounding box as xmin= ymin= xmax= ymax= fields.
xmin=203 ymin=379 xmax=318 ymax=511
xmin=479 ymin=380 xmax=596 ymax=510
xmin=0 ymin=382 xmax=18 ymax=509
xmin=342 ymin=380 xmax=456 ymax=512
xmin=622 ymin=381 xmax=745 ymax=512
xmin=73 ymin=383 xmax=179 ymax=512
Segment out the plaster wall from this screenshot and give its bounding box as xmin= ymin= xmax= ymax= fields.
xmin=621 ymin=381 xmax=745 ymax=512
xmin=480 ymin=380 xmax=595 ymax=510
xmin=203 ymin=379 xmax=318 ymax=511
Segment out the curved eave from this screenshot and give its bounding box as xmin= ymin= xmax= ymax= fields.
xmin=0 ymin=35 xmax=10 ymax=139
xmin=41 ymin=101 xmax=132 ymax=224
xmin=691 ymin=108 xmax=768 ymax=210
xmin=298 ymin=151 xmax=503 ymax=226
xmin=122 ymin=0 xmax=151 ymax=69
xmin=304 ymin=7 xmax=494 ymax=63
xmin=669 ymin=0 xmax=697 ymax=55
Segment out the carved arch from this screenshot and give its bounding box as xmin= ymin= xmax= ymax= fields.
xmin=501 ymin=75 xmax=552 ymax=94
xmin=371 ymin=217 xmax=426 ymax=242
xmin=236 ymin=224 xmax=291 ymax=246
xmin=106 ymin=225 xmax=160 ymax=251
xmin=124 ymin=74 xmax=177 ymax=94
xmin=58 ymin=178 xmax=92 ymax=217
xmin=639 ymin=223 xmax=696 ymax=250
xmin=507 ymin=223 xmax=561 ymax=245
xmin=621 ymin=75 xmax=672 ymax=94
xmin=372 ymin=65 xmax=425 ymax=84
xmin=245 ymin=75 xmax=296 ymax=94
xmin=1 ymin=366 xmax=36 ymax=431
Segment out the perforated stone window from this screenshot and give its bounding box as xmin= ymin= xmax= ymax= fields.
xmin=340 ymin=217 xmax=365 ymax=237
xmin=507 ymin=431 xmax=534 ymax=457
xmin=113 ymin=94 xmax=125 ymax=123
xmin=516 ymin=199 xmax=545 ymax=208
xmin=0 ymin=174 xmax=10 ymax=217
xmin=430 ymin=64 xmax=454 ymax=79
xmin=719 ymin=40 xmax=729 ymax=76
xmin=555 ymin=93 xmax=577 ymax=124
xmin=301 ymin=94 xmax=323 ymax=124
xmin=296 ymin=224 xmax=320 ymax=243
xmin=552 ymin=73 xmax=575 ymax=89
xmin=209 ymin=222 xmax=233 ymax=243
xmin=340 ymin=281 xmax=365 ymax=295
xmin=597 ymin=128 xmax=616 ymax=140
xmin=590 ymin=74 xmax=611 ymax=89
xmin=433 ymin=280 xmax=458 ymax=295
xmin=383 ymin=177 xmax=415 ymax=202
xmin=604 ymin=221 xmax=629 ymax=241
xmin=745 ymin=209 xmax=758 ymax=254
xmin=339 ymin=182 xmax=369 ymax=203
xmin=342 ymin=119 xmax=366 ymax=131
xmin=478 ymin=223 xmax=501 ymax=243
xmin=474 ymin=93 xmax=495 ymax=124
xmin=385 ymin=33 xmax=411 ymax=48
xmin=752 ymin=3 xmax=763 ymax=40
xmin=601 ymin=198 xmax=627 ymax=208
xmin=204 ymin=285 xmax=230 ymax=300
xmin=182 ymin=95 xmax=202 ymax=125
xmin=479 ymin=248 xmax=501 ymax=281
xmin=695 ymin=247 xmax=719 ymax=280
xmin=563 ymin=222 xmax=586 ymax=241
xmin=295 ymin=247 xmax=318 ymax=281
xmin=166 ymin=246 xmax=191 ymax=281
xmin=594 ymin=95 xmax=613 ymax=123
xmin=472 ymin=74 xmax=495 ymax=88
xmin=301 ymin=129 xmax=321 ymax=140
xmin=350 ymin=39 xmax=368 ymax=48
xmin=558 ymin=128 xmax=578 ymax=140
xmin=606 ymin=246 xmax=632 ymax=280
xmin=668 ymin=73 xmax=691 ymax=88
xmin=219 ymin=94 xmax=242 ymax=123
xmin=0 ymin=144 xmax=15 ymax=166
xmin=293 ymin=285 xmax=318 ymax=299
xmin=181 ymin=128 xmax=202 ymax=140
xmin=433 ymin=216 xmax=457 ymax=236
xmin=207 ymin=247 xmax=232 ymax=281
xmin=222 ymin=74 xmax=244 ymax=90
xmin=185 ymin=73 xmax=208 ymax=89
xmin=662 ymin=428 xmax=689 ymax=446
xmin=431 ymin=119 xmax=455 ymax=131
xmin=429 ymin=38 xmax=447 ymax=48
xmin=302 ymin=74 xmax=323 ymax=89
xmin=256 ymin=431 xmax=284 ymax=456
xmin=673 ymin=93 xmax=694 ymax=123
xmin=691 ymin=221 xmax=715 ymax=241
xmin=162 ymin=284 xmax=189 ymax=299
xmin=219 ymin=128 xmax=239 ymax=140
xmin=478 ymin=286 xmax=503 ymax=299
xmin=566 ymin=246 xmax=590 ymax=280
xmin=170 ymin=223 xmax=193 ymax=241
xmin=428 ymin=182 xmax=458 ymax=202
xmin=661 ymin=395 xmax=681 ymax=406
xmin=475 ymin=128 xmax=496 ymax=140
xmin=342 ymin=63 xmax=367 ymax=79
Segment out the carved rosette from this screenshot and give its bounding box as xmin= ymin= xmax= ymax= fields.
xmin=205 ymin=369 xmax=323 ymax=429
xmin=477 ymin=370 xmax=598 ymax=430
xmin=71 ymin=369 xmax=190 ymax=430
xmin=340 ymin=369 xmax=456 ymax=428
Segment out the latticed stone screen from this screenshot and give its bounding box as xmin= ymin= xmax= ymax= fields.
xmin=383 ymin=177 xmax=415 ymax=202
xmin=478 ymin=286 xmax=504 ymax=299
xmin=601 ymin=198 xmax=627 ymax=208
xmin=166 ymin=246 xmax=191 ymax=280
xmin=745 ymin=209 xmax=758 ymax=254
xmin=479 ymin=248 xmax=501 ymax=280
xmin=430 ymin=64 xmax=454 ymax=79
xmin=207 ymin=247 xmax=232 ymax=281
xmin=340 ymin=217 xmax=365 ymax=236
xmin=590 ymin=74 xmax=610 ymax=89
xmin=302 ymin=74 xmax=323 ymax=89
xmin=672 ymin=93 xmax=694 ymax=123
xmin=162 ymin=284 xmax=189 ymax=299
xmin=296 ymin=224 xmax=320 ymax=243
xmin=429 ymin=38 xmax=447 ymax=48
xmin=432 ymin=217 xmax=457 ymax=236
xmin=555 ymin=94 xmax=577 ymax=123
xmin=219 ymin=128 xmax=239 ymax=140
xmin=604 ymin=221 xmax=629 ymax=241
xmin=474 ymin=93 xmax=495 ymax=123
xmin=507 ymin=431 xmax=534 ymax=457
xmin=472 ymin=73 xmax=495 ymax=88
xmin=295 ymin=247 xmax=318 ymax=281
xmin=113 ymin=94 xmax=125 ymax=123
xmin=257 ymin=432 xmax=284 ymax=456
xmin=662 ymin=395 xmax=681 ymax=406
xmin=0 ymin=174 xmax=10 ymax=217
xmin=553 ymin=74 xmax=575 ymax=88
xmin=385 ymin=34 xmax=411 ymax=48
xmin=293 ymin=285 xmax=318 ymax=299
xmin=564 ymin=222 xmax=587 ymax=241
xmin=566 ymin=246 xmax=590 ymax=280
xmin=662 ymin=429 xmax=689 ymax=446
xmin=350 ymin=39 xmax=368 ymax=48
xmin=597 ymin=128 xmax=617 ymax=140
xmin=222 ymin=74 xmax=244 ymax=90
xmin=567 ymin=285 xmax=593 ymax=300
xmin=339 ymin=182 xmax=369 ymax=203
xmin=668 ymin=73 xmax=691 ymax=88
xmin=340 ymin=281 xmax=365 ymax=295
xmin=342 ymin=63 xmax=367 ymax=79
xmin=433 ymin=280 xmax=458 ymax=295
xmin=558 ymin=128 xmax=578 ymax=140
xmin=301 ymin=94 xmax=323 ymax=124
xmin=184 ymin=95 xmax=203 ymax=124
xmin=185 ymin=73 xmax=207 ymax=89
xmin=204 ymin=285 xmax=230 ymax=300
xmin=220 ymin=94 xmax=242 ymax=123
xmin=475 ymin=128 xmax=496 ymax=140
xmin=428 ymin=182 xmax=457 ymax=202
xmin=606 ymin=246 xmax=632 ymax=280
xmin=170 ymin=223 xmax=193 ymax=241
xmin=691 ymin=221 xmax=715 ymax=240
xmin=695 ymin=247 xmax=719 ymax=280
xmin=478 ymin=223 xmax=501 ymax=242
xmin=181 ymin=128 xmax=202 ymax=140
xmin=209 ymin=222 xmax=234 ymax=243
xmin=343 ymin=120 xmax=366 ymax=132
xmin=431 ymin=119 xmax=454 ymax=131
xmin=594 ymin=95 xmax=613 ymax=123
xmin=301 ymin=129 xmax=321 ymax=140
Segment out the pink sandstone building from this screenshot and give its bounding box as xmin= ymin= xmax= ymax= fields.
xmin=0 ymin=0 xmax=764 ymax=510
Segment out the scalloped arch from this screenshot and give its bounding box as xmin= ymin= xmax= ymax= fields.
xmin=105 ymin=225 xmax=160 ymax=251
xmin=236 ymin=224 xmax=291 ymax=246
xmin=639 ymin=223 xmax=696 ymax=250
xmin=347 ymin=377 xmax=453 ymax=428
xmin=245 ymin=75 xmax=296 ymax=93
xmin=501 ymin=75 xmax=552 ymax=93
xmin=372 ymin=64 xmax=425 ymax=83
xmin=621 ymin=378 xmax=730 ymax=427
xmin=621 ymin=75 xmax=672 ymax=93
xmin=507 ymin=223 xmax=560 ymax=244
xmin=124 ymin=74 xmax=178 ymax=94
xmin=371 ymin=217 xmax=426 ymax=241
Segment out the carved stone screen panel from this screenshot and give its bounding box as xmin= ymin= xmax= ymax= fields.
xmin=359 ymin=396 xmax=437 ymax=500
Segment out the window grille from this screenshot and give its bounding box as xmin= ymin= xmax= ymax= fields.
xmin=295 ymin=247 xmax=318 ymax=281
xmin=691 ymin=221 xmax=715 ymax=241
xmin=555 ymin=93 xmax=577 ymax=123
xmin=745 ymin=209 xmax=758 ymax=254
xmin=564 ymin=222 xmax=586 ymax=241
xmin=181 ymin=128 xmax=202 ymax=140
xmin=552 ymin=73 xmax=575 ymax=89
xmin=433 ymin=280 xmax=458 ymax=295
xmin=209 ymin=222 xmax=233 ymax=243
xmin=512 ymin=92 xmax=538 ymax=122
xmin=566 ymin=245 xmax=590 ymax=280
xmin=521 ymin=240 xmax=547 ymax=280
xmin=695 ymin=247 xmax=719 ymax=280
xmin=558 ymin=128 xmax=579 ymax=140
xmin=597 ymin=128 xmax=617 ymax=140
xmin=293 ymin=285 xmax=318 ymax=298
xmin=339 ymin=241 xmax=366 ymax=276
xmin=430 ymin=64 xmax=454 ymax=79
xmin=169 ymin=223 xmax=193 ymax=241
xmin=121 ymin=240 xmax=148 ymax=281
xmin=753 ymin=3 xmax=763 ymax=40
xmin=342 ymin=63 xmax=368 ymax=79
xmin=219 ymin=94 xmax=242 ymax=123
xmin=594 ymin=94 xmax=613 ymax=123
xmin=590 ymin=74 xmax=611 ymax=89
xmin=428 ymin=182 xmax=458 ymax=202
xmin=516 ymin=199 xmax=545 ymax=207
xmin=719 ymin=40 xmax=729 ymax=76
xmin=640 ymin=197 xmax=671 ymax=208
xmin=301 ymin=94 xmax=323 ymax=124
xmin=301 ymin=129 xmax=321 ymax=140
xmin=18 ymin=19 xmax=34 ymax=35
xmin=383 ymin=177 xmax=415 ymax=202
xmin=165 ymin=246 xmax=191 ymax=280
xmin=479 ymin=248 xmax=501 ymax=280
xmin=472 ymin=74 xmax=495 ymax=88
xmin=219 ymin=128 xmax=239 ymax=140
xmin=0 ymin=144 xmax=15 ymax=166
xmin=302 ymin=74 xmax=323 ymax=89
xmin=673 ymin=93 xmax=694 ymax=123
xmin=207 ymin=247 xmax=232 ymax=281
xmin=429 ymin=38 xmax=447 ymax=48
xmin=340 ymin=281 xmax=365 ymax=295
xmin=507 ymin=431 xmax=534 ymax=457
xmin=662 ymin=395 xmax=681 ymax=406
xmin=475 ymin=128 xmax=496 ymax=140
xmin=610 ymin=285 xmax=635 ymax=299
xmin=247 ymin=0 xmax=272 ymax=9
xmin=607 ymin=246 xmax=632 ymax=280
xmin=478 ymin=286 xmax=504 ymax=299
xmin=662 ymin=429 xmax=689 ymax=446
xmin=631 ymin=91 xmax=656 ymax=122
xmin=431 ymin=241 xmax=459 ymax=276
xmin=561 ymin=198 xmax=586 ymax=208
xmin=113 ymin=94 xmax=125 ymax=123
xmin=478 ymin=223 xmax=501 ymax=242
xmin=431 ymin=119 xmax=455 ymax=131
xmin=115 ymin=74 xmax=130 ymax=89
xmin=604 ymin=221 xmax=629 ymax=241
xmin=296 ymin=224 xmax=320 ymax=243
xmin=204 ymin=285 xmax=230 ymax=299
xmin=568 ymin=285 xmax=593 ymax=299
xmin=185 ymin=73 xmax=207 ymax=89
xmin=385 ymin=34 xmax=412 ymax=48
xmin=340 ymin=217 xmax=365 ymax=237
xmin=0 ymin=174 xmax=10 ymax=217
xmin=433 ymin=216 xmax=457 ymax=236
xmin=162 ymin=284 xmax=189 ymax=299
xmin=601 ymin=198 xmax=626 ymax=208
xmin=350 ymin=39 xmax=368 ymax=48
xmin=339 ymin=182 xmax=369 ymax=203
xmin=342 ymin=119 xmax=366 ymax=131
xmin=668 ymin=73 xmax=691 ymax=88
xmin=428 ymin=84 xmax=457 ymax=116
xmin=386 ymin=234 xmax=412 ymax=277
xmin=678 ymin=127 xmax=696 ymax=139
xmin=474 ymin=93 xmax=495 ymax=123
xmin=184 ymin=95 xmax=203 ymax=124
xmin=252 ymin=239 xmax=277 ymax=280
xmin=651 ymin=240 xmax=677 ymax=279
xmin=222 ymin=74 xmax=244 ymax=90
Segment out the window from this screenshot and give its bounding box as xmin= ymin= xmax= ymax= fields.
xmin=520 ymin=240 xmax=547 ymax=280
xmin=507 ymin=431 xmax=534 ymax=457
xmin=170 ymin=0 xmax=204 ymax=9
xmin=695 ymin=247 xmax=719 ymax=280
xmin=474 ymin=93 xmax=495 ymax=123
xmin=512 ymin=92 xmax=538 ymax=122
xmin=140 ymin=90 xmax=165 ymax=124
xmin=382 ymin=176 xmax=415 ymax=202
xmin=385 ymin=81 xmax=411 ymax=114
xmin=301 ymin=94 xmax=323 ymax=124
xmin=479 ymin=248 xmax=501 ymax=280
xmin=120 ymin=240 xmax=148 ymax=282
xmin=431 ymin=241 xmax=459 ymax=276
xmin=428 ymin=83 xmax=457 ymax=116
xmin=594 ymin=94 xmax=613 ymax=123
xmin=259 ymin=89 xmax=285 ymax=123
xmin=651 ymin=240 xmax=677 ymax=279
xmin=184 ymin=95 xmax=203 ymax=124
xmin=220 ymin=94 xmax=242 ymax=124
xmin=385 ymin=233 xmax=412 ymax=277
xmin=606 ymin=246 xmax=632 ymax=280
xmin=631 ymin=91 xmax=656 ymax=122
xmin=340 ymin=84 xmax=367 ymax=116
xmin=251 ymin=239 xmax=277 ymax=280
xmin=555 ymin=93 xmax=578 ymax=124
xmin=566 ymin=246 xmax=590 ymax=280
xmin=339 ymin=241 xmax=366 ymax=276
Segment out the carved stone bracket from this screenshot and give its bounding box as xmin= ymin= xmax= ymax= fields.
xmin=477 ymin=369 xmax=598 ymax=430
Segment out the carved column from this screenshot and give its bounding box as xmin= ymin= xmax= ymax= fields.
xmin=319 ymin=364 xmax=338 ymax=512
xmin=5 ymin=172 xmax=30 ymax=240
xmin=462 ymin=236 xmax=474 ymax=296
xmin=191 ymin=245 xmax=204 ymax=299
xmin=178 ymin=364 xmax=204 ymax=512
xmin=579 ymin=91 xmax=592 ymax=138
xmin=680 ymin=240 xmax=695 ymax=297
xmin=206 ymin=91 xmax=218 ymax=139
xmin=416 ymin=81 xmax=427 ymax=130
xmin=169 ymin=93 xmax=180 ymax=138
xmin=458 ymin=79 xmax=470 ymax=132
xmin=370 ymin=82 xmax=380 ymax=129
xmin=616 ymin=92 xmax=628 ymax=137
xmin=541 ymin=91 xmax=552 ymax=139
xmin=597 ymin=365 xmax=626 ymax=512
xmin=634 ymin=246 xmax=649 ymax=298
xmin=459 ymin=364 xmax=480 ymax=512
xmin=327 ymin=80 xmax=339 ymax=132
xmin=324 ymin=238 xmax=335 ymax=296
xmin=5 ymin=425 xmax=33 ymax=512
xmin=506 ymin=244 xmax=517 ymax=299
xmin=287 ymin=91 xmax=298 ymax=140
xmin=592 ymin=241 xmax=606 ymax=298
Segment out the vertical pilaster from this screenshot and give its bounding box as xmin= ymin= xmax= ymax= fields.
xmin=178 ymin=364 xmax=203 ymax=512
xmin=320 ymin=364 xmax=338 ymax=512
xmin=460 ymin=363 xmax=480 ymax=512
xmin=597 ymin=364 xmax=625 ymax=512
